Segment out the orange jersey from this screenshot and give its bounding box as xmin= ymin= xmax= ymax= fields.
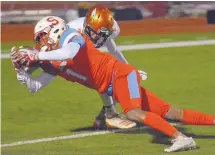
xmin=40 ymin=34 xmax=117 ymax=93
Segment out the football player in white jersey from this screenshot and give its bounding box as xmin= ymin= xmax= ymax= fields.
xmin=66 ymin=6 xmax=147 ymax=129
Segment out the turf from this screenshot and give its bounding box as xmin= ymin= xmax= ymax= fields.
xmin=1 ymin=32 xmax=215 ymax=52
xmin=2 ymin=43 xmax=215 ymax=155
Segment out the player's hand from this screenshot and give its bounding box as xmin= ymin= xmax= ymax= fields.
xmin=10 ymin=46 xmax=39 ymax=72
xmin=138 ymin=70 xmax=147 ymax=80
xmin=10 ymin=46 xmax=23 ymax=71
xmin=21 ymin=49 xmax=39 ymax=67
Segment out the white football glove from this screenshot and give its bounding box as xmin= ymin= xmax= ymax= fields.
xmin=138 ymin=70 xmax=147 ymax=80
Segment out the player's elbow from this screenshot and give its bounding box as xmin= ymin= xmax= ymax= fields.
xmin=64 ymin=42 xmax=80 ymax=59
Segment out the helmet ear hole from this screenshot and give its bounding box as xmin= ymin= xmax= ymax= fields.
xmin=54 ymin=29 xmax=59 ymax=33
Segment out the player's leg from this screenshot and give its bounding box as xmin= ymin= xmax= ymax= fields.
xmin=99 ymin=93 xmax=117 ymax=118
xmin=93 ymin=93 xmax=136 ymax=129
xmin=93 ymin=105 xmax=106 ymax=129
xmin=114 ymin=70 xmax=181 ymax=137
xmin=165 ymin=107 xmax=215 ymax=125
xmin=140 ymin=87 xmax=171 ymax=117
xmin=140 ymin=87 xmax=215 ymax=125
xmin=126 ymin=108 xmax=196 ymax=152
xmin=113 ymin=70 xmax=196 ymax=152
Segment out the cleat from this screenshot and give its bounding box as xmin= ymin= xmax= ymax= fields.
xmin=164 ymin=137 xmax=196 ymax=153
xmin=105 ymin=115 xmax=136 ymax=129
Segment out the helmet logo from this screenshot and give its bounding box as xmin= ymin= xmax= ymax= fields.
xmin=91 ymin=8 xmax=97 ymax=19
xmin=46 ymin=17 xmax=59 ymax=26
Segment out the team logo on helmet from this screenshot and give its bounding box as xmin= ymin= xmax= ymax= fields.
xmin=91 ymin=8 xmax=97 ymax=19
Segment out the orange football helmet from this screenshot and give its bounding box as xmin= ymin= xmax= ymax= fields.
xmin=84 ymin=6 xmax=114 ymax=48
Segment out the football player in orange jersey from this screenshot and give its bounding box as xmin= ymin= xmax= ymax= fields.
xmin=45 ymin=6 xmax=148 ymax=129
xmin=66 ymin=6 xmax=148 ymax=129
xmin=11 ymin=14 xmax=214 ymax=152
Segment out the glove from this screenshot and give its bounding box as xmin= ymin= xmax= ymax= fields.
xmin=10 ymin=46 xmax=39 ymax=71
xmin=10 ymin=46 xmax=23 ymax=71
xmin=21 ymin=49 xmax=39 ymax=67
xmin=138 ymin=70 xmax=147 ymax=80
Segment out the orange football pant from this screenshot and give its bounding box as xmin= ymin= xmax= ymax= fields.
xmin=111 ymin=61 xmax=214 ymax=126
xmin=112 ymin=61 xmax=170 ymax=115
xmin=111 ymin=62 xmax=177 ymax=137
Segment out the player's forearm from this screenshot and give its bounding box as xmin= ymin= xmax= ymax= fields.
xmin=37 ymin=42 xmax=80 ymax=61
xmin=99 ymin=93 xmax=117 ymax=117
xmin=99 ymin=93 xmax=114 ymax=107
xmin=110 ymin=49 xmax=128 ymax=64
xmin=17 ymin=70 xmax=54 ymax=93
xmin=106 ymin=39 xmax=128 ymax=64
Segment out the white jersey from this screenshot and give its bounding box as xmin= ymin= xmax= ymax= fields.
xmin=66 ymin=17 xmax=120 ymax=48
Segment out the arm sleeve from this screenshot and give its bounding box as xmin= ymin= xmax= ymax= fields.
xmin=17 ymin=69 xmax=55 ymax=93
xmin=105 ymin=39 xmax=128 ymax=64
xmin=38 ymin=28 xmax=85 ymax=61
xmin=38 ymin=42 xmax=80 ymax=61
xmin=110 ymin=19 xmax=120 ymax=39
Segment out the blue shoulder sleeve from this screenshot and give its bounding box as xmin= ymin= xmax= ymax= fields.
xmin=59 ymin=28 xmax=85 ymax=48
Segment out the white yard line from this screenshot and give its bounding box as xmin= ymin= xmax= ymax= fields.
xmin=1 ymin=40 xmax=215 ymax=59
xmin=1 ymin=123 xmax=180 ymax=148
xmin=110 ymin=39 xmax=215 ymax=51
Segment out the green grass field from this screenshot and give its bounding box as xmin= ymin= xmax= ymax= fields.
xmin=1 ymin=34 xmax=215 ymax=155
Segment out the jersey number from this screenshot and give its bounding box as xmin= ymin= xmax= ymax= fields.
xmin=58 ymin=61 xmax=87 ymax=81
